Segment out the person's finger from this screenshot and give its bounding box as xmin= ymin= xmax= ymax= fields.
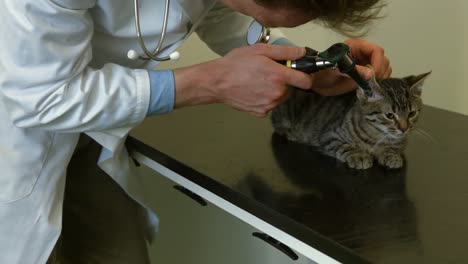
xmin=367 ymin=47 xmax=385 ymax=76
xmin=355 ymin=65 xmax=373 ymax=80
xmin=375 ymin=56 xmax=390 ymax=79
xmin=275 ymin=87 xmax=292 ymax=104
xmin=346 ymin=39 xmax=385 ymax=75
xmin=267 ymin=61 xmax=313 ymax=90
xmin=250 ymin=43 xmax=306 ymax=61
xmin=259 ymin=88 xmax=291 ymax=110
xmin=383 ymin=65 xmax=392 ymax=79
xmin=282 ymin=67 xmax=314 ymax=90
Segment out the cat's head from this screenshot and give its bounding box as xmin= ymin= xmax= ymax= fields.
xmin=356 ymin=70 xmax=431 ymax=138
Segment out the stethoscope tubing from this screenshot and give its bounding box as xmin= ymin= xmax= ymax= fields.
xmin=132 ymin=0 xmax=172 ymax=61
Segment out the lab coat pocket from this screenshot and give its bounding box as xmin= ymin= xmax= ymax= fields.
xmin=0 ymin=124 xmax=54 ymax=203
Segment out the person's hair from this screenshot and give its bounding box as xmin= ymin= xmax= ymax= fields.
xmin=255 ymin=0 xmax=386 ymax=36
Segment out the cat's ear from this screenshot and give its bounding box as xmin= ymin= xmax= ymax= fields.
xmin=356 ymin=66 xmax=384 ymax=102
xmin=404 ymin=71 xmax=432 ymax=97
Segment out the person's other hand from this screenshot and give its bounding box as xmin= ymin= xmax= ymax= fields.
xmin=309 ymin=38 xmax=391 ymax=96
xmin=345 ymin=38 xmax=392 ymax=80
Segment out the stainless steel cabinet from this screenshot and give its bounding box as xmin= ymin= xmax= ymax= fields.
xmin=137 ymin=165 xmax=315 ymax=264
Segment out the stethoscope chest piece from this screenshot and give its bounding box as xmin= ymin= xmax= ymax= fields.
xmin=129 ymin=0 xmax=180 ymax=61
xmin=247 ymin=20 xmax=270 ymax=45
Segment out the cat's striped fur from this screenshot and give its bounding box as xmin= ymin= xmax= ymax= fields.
xmin=271 ymin=72 xmax=431 ymax=169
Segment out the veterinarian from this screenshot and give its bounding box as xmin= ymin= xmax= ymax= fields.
xmin=0 ymin=0 xmax=391 ymax=262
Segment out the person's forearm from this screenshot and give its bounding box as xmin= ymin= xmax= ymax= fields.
xmin=173 ymin=60 xmax=223 ymax=109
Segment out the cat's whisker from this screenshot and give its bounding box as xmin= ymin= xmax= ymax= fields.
xmin=412 ymin=127 xmax=438 ymax=144
xmin=370 ymin=134 xmax=389 ymax=151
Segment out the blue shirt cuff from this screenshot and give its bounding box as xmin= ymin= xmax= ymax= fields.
xmin=272 ymin=38 xmax=296 ymax=46
xmin=147 ymin=70 xmax=175 ymax=116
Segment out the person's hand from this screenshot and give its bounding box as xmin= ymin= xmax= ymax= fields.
xmin=309 ymin=38 xmax=391 ymax=96
xmin=345 ymin=38 xmax=392 ymax=80
xmin=174 ymin=44 xmax=313 ymax=118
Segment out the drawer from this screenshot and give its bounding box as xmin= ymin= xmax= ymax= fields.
xmin=136 ymin=164 xmax=316 ymax=264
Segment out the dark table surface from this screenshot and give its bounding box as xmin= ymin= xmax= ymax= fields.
xmin=130 ymin=104 xmax=468 ymax=264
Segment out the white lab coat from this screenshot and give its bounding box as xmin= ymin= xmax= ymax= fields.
xmin=0 ymin=0 xmax=285 ymax=263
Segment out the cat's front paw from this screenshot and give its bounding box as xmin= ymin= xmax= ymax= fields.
xmin=377 ymin=152 xmax=404 ymax=169
xmin=346 ymin=152 xmax=373 ymax=170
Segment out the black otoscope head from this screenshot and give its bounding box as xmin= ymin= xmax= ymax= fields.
xmin=319 ymin=43 xmax=373 ymax=96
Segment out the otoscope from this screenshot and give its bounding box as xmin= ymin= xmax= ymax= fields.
xmin=279 ymin=43 xmax=373 ymax=96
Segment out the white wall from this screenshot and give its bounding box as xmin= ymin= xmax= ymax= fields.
xmin=160 ymin=0 xmax=468 ymax=115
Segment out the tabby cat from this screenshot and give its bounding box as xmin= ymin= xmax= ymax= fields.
xmin=271 ymin=71 xmax=431 ymax=169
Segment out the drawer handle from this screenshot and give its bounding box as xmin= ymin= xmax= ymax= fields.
xmin=252 ymin=232 xmax=299 ymax=261
xmin=173 ymin=185 xmax=207 ymax=206
xmin=132 ymin=158 xmax=141 ymax=167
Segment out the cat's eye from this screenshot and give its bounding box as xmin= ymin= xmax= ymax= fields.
xmin=408 ymin=111 xmax=417 ymax=118
xmin=385 ymin=113 xmax=395 ymax=119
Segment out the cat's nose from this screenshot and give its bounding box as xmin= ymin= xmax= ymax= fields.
xmin=397 ymin=120 xmax=409 ymax=133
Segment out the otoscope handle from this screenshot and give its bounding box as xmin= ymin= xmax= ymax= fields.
xmin=278 ymin=46 xmax=335 ymax=73
xmin=279 ymin=59 xmax=335 ymax=73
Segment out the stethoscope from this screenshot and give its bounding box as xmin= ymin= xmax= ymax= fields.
xmin=127 ymin=0 xmax=180 ymax=61
xmin=127 ymin=0 xmax=271 ymax=62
